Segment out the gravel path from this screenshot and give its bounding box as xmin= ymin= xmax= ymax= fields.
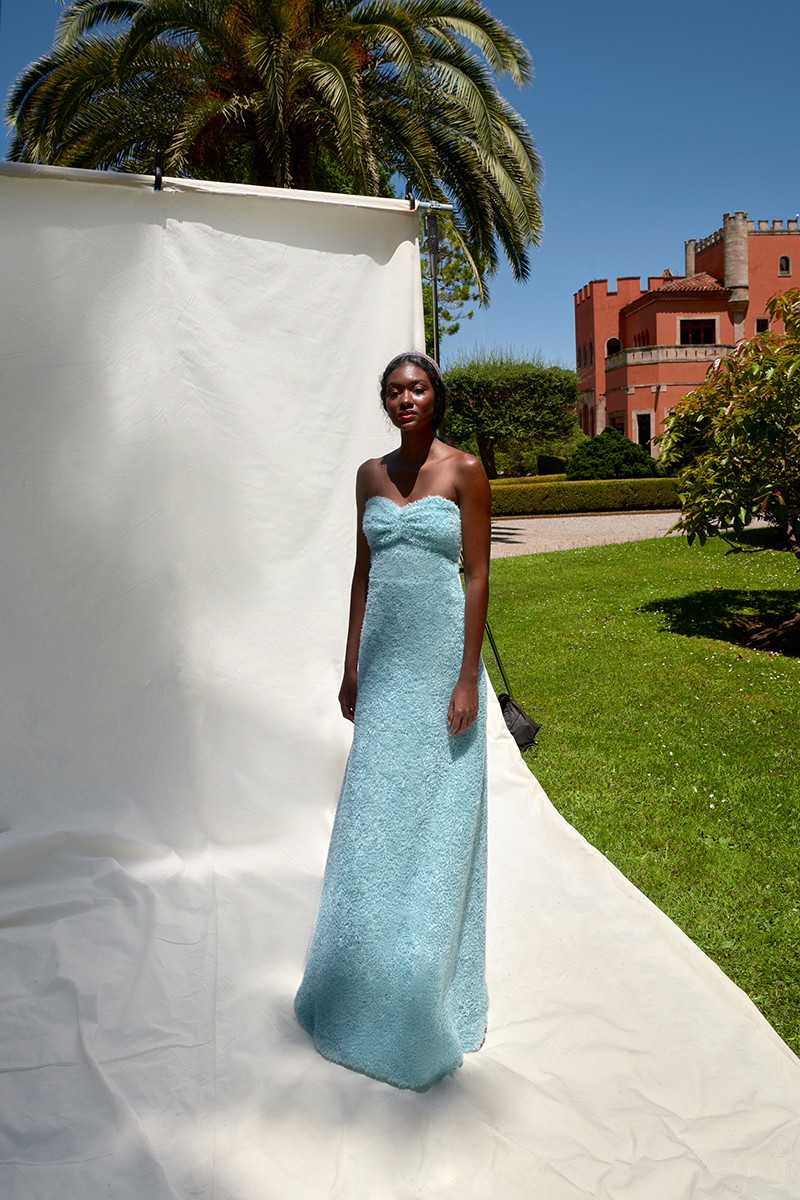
xmin=490 ymin=510 xmax=682 ymax=558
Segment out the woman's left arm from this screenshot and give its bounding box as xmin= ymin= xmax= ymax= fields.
xmin=448 ymin=457 xmax=492 ymax=736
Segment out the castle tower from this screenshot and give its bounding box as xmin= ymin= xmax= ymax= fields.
xmin=723 ymin=211 xmax=749 ymax=341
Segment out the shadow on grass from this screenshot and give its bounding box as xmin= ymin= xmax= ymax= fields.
xmin=639 ymin=589 xmax=800 ymax=656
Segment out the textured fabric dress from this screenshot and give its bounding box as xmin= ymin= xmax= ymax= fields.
xmin=295 ymin=494 xmax=488 ymax=1091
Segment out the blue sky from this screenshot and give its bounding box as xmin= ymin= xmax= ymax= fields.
xmin=2 ymin=0 xmax=799 ymax=366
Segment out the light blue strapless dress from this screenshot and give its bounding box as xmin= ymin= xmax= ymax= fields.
xmin=294 ymin=495 xmax=488 ymax=1090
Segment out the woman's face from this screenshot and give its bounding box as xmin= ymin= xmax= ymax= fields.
xmin=384 ymin=361 xmax=436 ymax=431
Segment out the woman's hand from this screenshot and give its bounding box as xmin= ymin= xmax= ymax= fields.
xmin=448 ymin=676 xmax=479 ymax=736
xmin=339 ymin=669 xmax=358 ymax=722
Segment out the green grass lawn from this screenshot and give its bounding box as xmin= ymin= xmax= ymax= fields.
xmin=485 ymin=534 xmax=800 ymax=1054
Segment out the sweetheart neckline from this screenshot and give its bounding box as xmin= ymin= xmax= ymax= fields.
xmin=365 ymin=494 xmax=459 ymax=513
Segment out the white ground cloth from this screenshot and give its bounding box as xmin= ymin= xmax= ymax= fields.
xmin=0 ymin=163 xmax=798 ymax=1199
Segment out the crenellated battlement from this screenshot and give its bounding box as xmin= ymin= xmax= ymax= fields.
xmin=695 ymin=215 xmax=799 ymax=251
xmin=574 ymin=277 xmax=645 ymax=305
xmin=749 ymin=217 xmax=800 ymax=232
xmin=694 ymin=227 xmax=723 ymax=253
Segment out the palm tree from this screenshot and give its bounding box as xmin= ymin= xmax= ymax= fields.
xmin=6 ymin=0 xmax=542 ymax=290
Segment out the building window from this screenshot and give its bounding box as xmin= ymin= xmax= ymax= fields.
xmin=680 ymin=319 xmax=715 ymax=345
xmin=756 ymin=318 xmax=769 ymax=333
xmin=779 ymin=255 xmax=791 ymax=275
xmin=589 ymin=340 xmax=594 ymax=364
xmin=609 ymin=412 xmax=625 ymax=433
xmin=636 ymin=413 xmax=652 ymax=450
xmin=606 ymin=337 xmax=621 ymax=357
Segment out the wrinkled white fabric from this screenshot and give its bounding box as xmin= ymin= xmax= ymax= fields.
xmin=0 ymin=163 xmax=798 ymax=1200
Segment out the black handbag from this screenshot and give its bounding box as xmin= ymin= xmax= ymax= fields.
xmin=484 ymin=620 xmax=541 ymax=751
xmin=497 ymin=692 xmax=541 ymax=751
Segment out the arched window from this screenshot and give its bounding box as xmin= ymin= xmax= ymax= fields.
xmin=606 ymin=337 xmax=621 ymax=357
xmin=779 ymin=255 xmax=791 ymax=275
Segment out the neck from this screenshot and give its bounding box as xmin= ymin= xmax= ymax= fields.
xmin=397 ymin=428 xmax=436 ymax=464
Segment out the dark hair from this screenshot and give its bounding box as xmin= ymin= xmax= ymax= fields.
xmin=380 ymin=352 xmax=447 ymax=430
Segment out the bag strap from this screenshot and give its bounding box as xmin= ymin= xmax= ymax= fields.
xmin=459 ymin=559 xmax=516 ymax=697
xmin=484 ymin=619 xmax=514 ymax=697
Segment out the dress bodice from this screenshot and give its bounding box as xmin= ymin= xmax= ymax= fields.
xmin=362 ymin=495 xmax=462 ymax=570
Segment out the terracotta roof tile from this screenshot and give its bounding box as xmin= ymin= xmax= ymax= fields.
xmin=660 ymin=272 xmax=725 ymax=292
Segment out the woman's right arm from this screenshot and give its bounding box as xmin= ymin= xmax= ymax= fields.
xmin=339 ymin=464 xmax=372 ymax=722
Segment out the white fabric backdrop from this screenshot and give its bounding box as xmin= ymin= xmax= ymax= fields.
xmin=0 ymin=163 xmax=798 ymax=1200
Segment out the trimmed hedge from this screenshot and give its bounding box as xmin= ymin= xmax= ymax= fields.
xmin=490 ymin=476 xmax=680 ymax=517
xmin=493 ymin=473 xmax=566 ymax=486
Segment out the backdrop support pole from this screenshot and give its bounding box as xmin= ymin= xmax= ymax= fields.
xmin=424 ymin=209 xmax=441 ymax=364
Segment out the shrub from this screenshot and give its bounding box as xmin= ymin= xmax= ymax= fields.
xmin=567 ymin=427 xmax=657 ymax=480
xmin=537 ymin=454 xmax=567 ymax=475
xmin=659 ymin=288 xmax=800 ymax=558
xmin=490 ymin=477 xmax=679 ymax=517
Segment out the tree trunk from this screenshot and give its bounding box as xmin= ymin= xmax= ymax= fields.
xmin=476 ymin=433 xmax=497 ymax=479
xmin=788 ymin=517 xmax=800 ymax=561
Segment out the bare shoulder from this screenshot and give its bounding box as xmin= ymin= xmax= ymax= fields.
xmin=452 ymin=448 xmax=487 ymax=478
xmin=450 ymin=448 xmax=490 ymax=502
xmin=434 ymin=441 xmax=483 ymax=474
xmin=356 ymin=457 xmax=384 ymax=492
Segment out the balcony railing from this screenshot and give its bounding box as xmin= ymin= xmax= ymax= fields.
xmin=605 ymin=344 xmax=734 ymax=371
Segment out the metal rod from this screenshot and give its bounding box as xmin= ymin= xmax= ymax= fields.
xmin=405 ymin=184 xmax=451 ymax=361
xmin=424 ymin=208 xmax=441 ymax=364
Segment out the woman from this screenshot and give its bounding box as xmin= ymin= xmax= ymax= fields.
xmin=295 ymin=352 xmax=492 ymax=1091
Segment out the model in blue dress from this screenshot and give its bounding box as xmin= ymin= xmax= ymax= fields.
xmin=295 ymin=353 xmax=492 ymax=1091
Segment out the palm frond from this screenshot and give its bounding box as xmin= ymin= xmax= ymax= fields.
xmin=55 ymin=1 xmax=143 ymax=49
xmin=168 ymin=92 xmax=251 ymax=171
xmin=295 ymin=39 xmax=377 ymax=188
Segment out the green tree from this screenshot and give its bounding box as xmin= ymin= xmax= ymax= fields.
xmin=443 ymin=351 xmax=579 ymax=478
xmin=566 ymin=426 xmax=656 ymax=481
xmin=6 ymin=0 xmax=543 ymax=293
xmin=420 ymin=213 xmax=487 ymax=355
xmin=659 ymin=288 xmax=800 ymax=560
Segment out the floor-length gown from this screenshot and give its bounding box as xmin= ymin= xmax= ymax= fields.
xmin=295 ymin=494 xmax=488 ymax=1090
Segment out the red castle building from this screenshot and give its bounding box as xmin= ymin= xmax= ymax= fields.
xmin=574 ymin=212 xmax=800 ymax=450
